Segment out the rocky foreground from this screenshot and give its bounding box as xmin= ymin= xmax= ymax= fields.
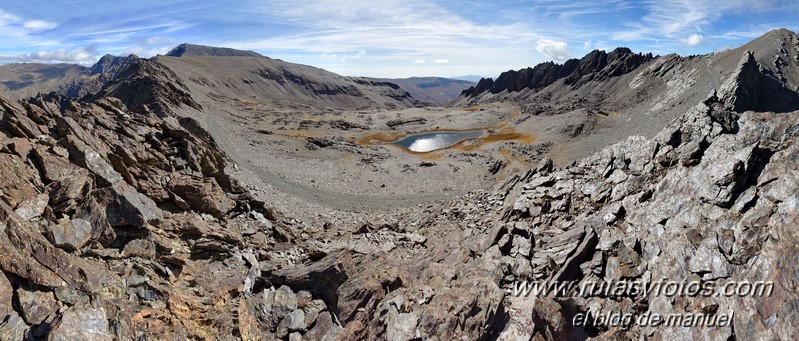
xmin=0 ymin=35 xmax=798 ymax=340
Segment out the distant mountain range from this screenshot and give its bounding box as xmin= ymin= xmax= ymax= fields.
xmin=0 ymin=44 xmax=476 ymax=107
xmin=372 ymin=77 xmax=476 ymax=105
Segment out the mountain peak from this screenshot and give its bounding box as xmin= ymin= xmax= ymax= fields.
xmin=165 ymin=43 xmax=263 ymax=58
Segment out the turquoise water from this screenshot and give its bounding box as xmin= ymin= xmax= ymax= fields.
xmin=392 ymin=130 xmax=485 ymax=152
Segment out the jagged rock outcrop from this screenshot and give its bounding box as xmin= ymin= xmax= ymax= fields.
xmin=719 ymin=50 xmax=799 ymax=112
xmin=92 ymin=59 xmax=202 ymax=116
xmin=480 ymin=98 xmax=799 ymax=339
xmin=0 ymin=93 xmax=284 ymax=339
xmin=462 ymin=48 xmax=654 ymax=97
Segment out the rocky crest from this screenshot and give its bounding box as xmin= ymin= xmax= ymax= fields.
xmin=462 ymin=48 xmax=655 ymax=97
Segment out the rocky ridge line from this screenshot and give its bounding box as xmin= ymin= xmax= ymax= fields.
xmin=462 ymin=48 xmax=655 ymax=97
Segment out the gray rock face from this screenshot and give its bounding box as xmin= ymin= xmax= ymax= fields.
xmin=168 ymin=175 xmax=235 ymax=218
xmin=462 ymin=47 xmax=654 ymax=97
xmin=13 ymin=193 xmax=48 ymax=221
xmin=16 ymin=287 xmax=57 ymax=325
xmin=0 ymin=311 xmax=28 ymax=341
xmin=91 ymin=183 xmax=162 ymax=227
xmin=48 ymin=218 xmax=93 ymax=251
xmin=487 ymin=99 xmax=799 ymax=339
xmin=47 ymin=305 xmax=113 ymax=341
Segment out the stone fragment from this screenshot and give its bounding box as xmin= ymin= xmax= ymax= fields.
xmin=48 ymin=218 xmax=93 ymax=251
xmin=168 ymin=175 xmax=235 ymax=218
xmin=14 ymin=194 xmax=49 ymax=221
xmin=0 ymin=311 xmax=28 ymax=341
xmin=276 ymin=309 xmax=306 ymax=338
xmin=121 ymin=239 xmax=156 ymax=260
xmin=17 ymin=288 xmax=57 ymax=325
xmin=91 ymin=183 xmax=162 ymax=227
xmin=47 ymin=305 xmax=113 ymax=341
xmin=0 ymin=272 xmax=13 ymax=317
xmin=304 ymin=312 xmax=344 ymax=340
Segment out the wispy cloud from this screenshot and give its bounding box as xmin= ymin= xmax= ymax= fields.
xmin=613 ymin=0 xmax=798 ymax=48
xmin=23 ymin=20 xmax=57 ymax=31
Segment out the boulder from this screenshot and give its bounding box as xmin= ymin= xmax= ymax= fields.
xmin=64 ymin=136 xmax=124 ymax=187
xmin=14 ymin=194 xmax=49 ymax=221
xmin=121 ymin=239 xmax=156 ymax=260
xmin=0 ymin=154 xmax=41 ymax=208
xmin=17 ymin=287 xmax=57 ymax=325
xmin=304 ymin=312 xmax=344 ymax=340
xmin=0 ymin=311 xmax=28 ymax=341
xmin=248 ymin=286 xmax=298 ymax=330
xmin=0 ymin=272 xmax=13 ymax=317
xmin=270 ymin=250 xmax=353 ymax=313
xmin=168 ymin=175 xmax=235 ymax=218
xmin=48 ymin=218 xmax=93 ymax=251
xmin=47 ymin=305 xmax=113 ymax=341
xmin=91 ymin=183 xmax=162 ymax=227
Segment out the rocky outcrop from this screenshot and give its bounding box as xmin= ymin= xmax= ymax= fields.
xmin=91 ymin=59 xmax=202 ymax=116
xmin=386 ymin=117 xmax=427 ymax=129
xmin=482 ymin=99 xmax=799 ymax=339
xmin=462 ymin=48 xmax=654 ymax=97
xmin=719 ymin=51 xmax=799 ymax=113
xmin=0 ymin=92 xmax=280 ymax=339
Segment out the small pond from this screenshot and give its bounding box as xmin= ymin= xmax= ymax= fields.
xmin=391 ymin=130 xmax=486 ymax=152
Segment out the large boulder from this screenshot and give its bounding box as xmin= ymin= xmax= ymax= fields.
xmin=168 ymin=175 xmax=235 ymax=218
xmin=91 ymin=183 xmax=162 ymax=227
xmin=47 ymin=305 xmax=113 ymax=341
xmin=17 ymin=287 xmax=58 ymax=325
xmin=48 ymin=218 xmax=93 ymax=251
xmin=13 ymin=194 xmax=49 ymax=221
xmin=0 ymin=272 xmax=13 ymax=317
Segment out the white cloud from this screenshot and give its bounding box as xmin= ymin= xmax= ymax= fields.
xmin=434 ymin=59 xmax=449 ymax=64
xmin=680 ymin=33 xmax=705 ymax=47
xmin=23 ymin=20 xmax=56 ymax=31
xmin=0 ymin=46 xmax=98 ymax=64
xmin=414 ymin=59 xmax=426 ymax=64
xmin=536 ymin=38 xmax=570 ymax=62
xmin=353 ymin=50 xmax=366 ymax=59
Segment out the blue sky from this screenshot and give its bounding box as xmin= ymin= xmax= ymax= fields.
xmin=0 ymin=1 xmax=797 ymax=78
